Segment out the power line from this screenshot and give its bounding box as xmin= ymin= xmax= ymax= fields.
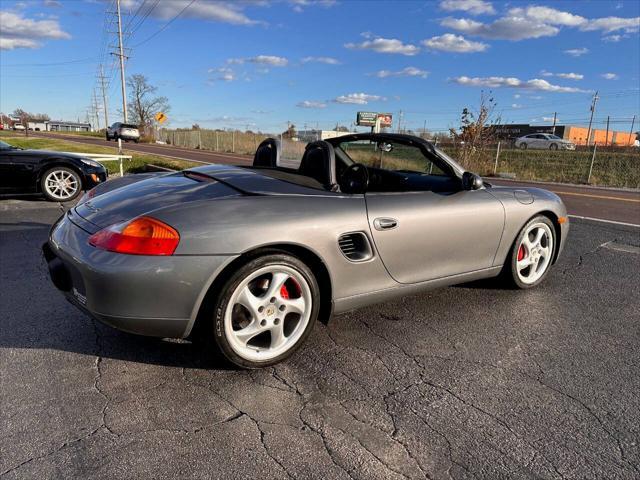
xmin=132 ymin=0 xmax=197 ymax=47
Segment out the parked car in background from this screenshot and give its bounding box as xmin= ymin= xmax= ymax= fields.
xmin=515 ymin=133 xmax=576 ymax=150
xmin=106 ymin=122 xmax=140 ymax=143
xmin=13 ymin=124 xmax=26 ymax=131
xmin=0 ymin=140 xmax=107 ymax=201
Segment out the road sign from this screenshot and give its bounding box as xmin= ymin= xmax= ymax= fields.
xmin=155 ymin=112 xmax=167 ymax=124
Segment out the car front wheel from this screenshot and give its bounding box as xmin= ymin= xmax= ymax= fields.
xmin=506 ymin=215 xmax=555 ymax=289
xmin=519 ymin=143 xmax=527 ymax=150
xmin=212 ymin=253 xmax=320 ymax=368
xmin=549 ymin=143 xmax=558 ymax=150
xmin=41 ymin=167 xmax=82 ymax=202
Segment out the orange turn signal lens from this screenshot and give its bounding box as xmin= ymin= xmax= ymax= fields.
xmin=557 ymin=216 xmax=568 ymax=224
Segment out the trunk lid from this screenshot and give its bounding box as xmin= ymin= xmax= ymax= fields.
xmin=75 ymin=169 xmax=242 ymax=227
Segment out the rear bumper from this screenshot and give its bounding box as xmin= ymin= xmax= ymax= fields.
xmin=44 ymin=212 xmax=236 ymax=338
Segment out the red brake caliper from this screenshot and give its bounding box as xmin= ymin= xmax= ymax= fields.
xmin=280 ymin=284 xmax=290 ymax=299
xmin=517 ymin=244 xmax=526 ymax=261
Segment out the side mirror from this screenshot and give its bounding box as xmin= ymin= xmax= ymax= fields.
xmin=462 ymin=171 xmax=484 ymax=190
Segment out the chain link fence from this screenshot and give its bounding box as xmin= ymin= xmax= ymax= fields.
xmin=439 ymin=143 xmax=640 ymax=189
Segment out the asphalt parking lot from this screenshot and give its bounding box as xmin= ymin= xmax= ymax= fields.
xmin=1 ymin=197 xmax=639 ymax=479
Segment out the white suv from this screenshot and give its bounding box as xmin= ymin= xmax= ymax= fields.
xmin=106 ymin=122 xmax=140 ymax=143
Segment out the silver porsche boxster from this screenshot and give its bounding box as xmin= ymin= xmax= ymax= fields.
xmin=44 ymin=133 xmax=568 ymax=368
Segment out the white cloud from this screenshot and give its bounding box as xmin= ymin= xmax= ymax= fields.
xmin=441 ymin=7 xmax=639 ymax=41
xmin=149 ymin=0 xmax=261 ymax=26
xmin=564 ymin=47 xmax=589 ymax=57
xmin=227 ymin=55 xmax=289 ymax=66
xmin=289 ymin=0 xmax=336 ymax=13
xmin=208 ymin=67 xmax=237 ymax=82
xmin=0 ymin=11 xmax=70 ymax=50
xmin=508 ymin=6 xmax=587 ymax=27
xmin=297 ymin=100 xmax=327 ymax=108
xmin=513 ymin=94 xmax=521 ymax=98
xmin=439 ymin=0 xmax=495 ymax=15
xmin=43 ymin=0 xmax=62 ymax=7
xmin=541 ymin=116 xmax=559 ymax=122
xmin=441 ymin=16 xmax=559 ymax=40
xmin=345 ymin=37 xmax=420 ymax=55
xmin=450 ymin=76 xmax=589 ymax=93
xmin=334 ymin=93 xmax=385 ymax=105
xmin=581 ymin=16 xmax=640 ymax=33
xmin=601 ymin=72 xmax=619 ymax=80
xmin=541 ymin=70 xmax=584 ymax=80
xmin=511 ymin=103 xmax=523 ymax=108
xmin=374 ymin=67 xmax=429 ymax=78
xmin=301 ymin=56 xmax=341 ymax=65
xmin=422 ymin=33 xmax=488 ymax=52
xmin=602 ymin=34 xmax=622 ymax=42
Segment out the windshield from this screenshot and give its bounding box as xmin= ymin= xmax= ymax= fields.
xmin=121 ymin=124 xmax=138 ymax=129
xmin=0 ymin=140 xmax=15 ymax=150
xmin=337 ymin=140 xmax=445 ymax=175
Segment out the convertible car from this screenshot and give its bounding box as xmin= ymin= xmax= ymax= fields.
xmin=44 ymin=133 xmax=568 ymax=368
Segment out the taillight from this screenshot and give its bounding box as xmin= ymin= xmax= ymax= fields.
xmin=88 ymin=216 xmax=180 ymax=255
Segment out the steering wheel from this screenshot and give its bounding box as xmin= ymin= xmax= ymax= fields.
xmin=340 ymin=163 xmax=369 ymax=194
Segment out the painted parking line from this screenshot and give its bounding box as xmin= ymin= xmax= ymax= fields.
xmin=568 ymin=215 xmax=640 ymax=228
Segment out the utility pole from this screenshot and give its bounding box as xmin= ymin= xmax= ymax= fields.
xmin=628 ymin=115 xmax=636 ymax=146
xmin=115 ymin=0 xmax=128 ymax=123
xmin=397 ymin=110 xmax=403 ymax=133
xmin=604 ymin=115 xmax=610 ymax=147
xmin=92 ymin=89 xmax=101 ymax=131
xmin=98 ymin=64 xmax=109 ymax=128
xmin=586 ymin=91 xmax=599 ymax=146
xmin=551 ymin=112 xmax=557 ymax=135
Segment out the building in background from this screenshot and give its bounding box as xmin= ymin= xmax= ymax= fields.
xmin=296 ymin=130 xmax=352 ymax=142
xmin=46 ymin=120 xmax=92 ymax=132
xmin=492 ymin=123 xmax=636 ymax=146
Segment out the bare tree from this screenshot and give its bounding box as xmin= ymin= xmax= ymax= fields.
xmin=126 ymin=74 xmax=170 ymax=128
xmin=449 ymin=91 xmax=500 ymax=165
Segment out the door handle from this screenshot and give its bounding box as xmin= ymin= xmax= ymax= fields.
xmin=373 ymin=217 xmax=398 ymax=231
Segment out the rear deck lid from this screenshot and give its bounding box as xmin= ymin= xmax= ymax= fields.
xmin=75 ymin=170 xmax=240 ymax=227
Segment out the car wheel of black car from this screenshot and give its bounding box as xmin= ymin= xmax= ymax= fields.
xmin=212 ymin=253 xmax=320 ymax=369
xmin=41 ymin=167 xmax=82 ymax=202
xmin=505 ymin=215 xmax=555 ymax=289
xmin=105 ymin=133 xmax=110 ymax=141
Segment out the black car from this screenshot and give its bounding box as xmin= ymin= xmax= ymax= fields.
xmin=0 ymin=140 xmax=108 ymax=202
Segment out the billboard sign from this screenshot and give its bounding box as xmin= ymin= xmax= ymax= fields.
xmin=356 ymin=111 xmax=377 ymax=126
xmin=356 ymin=111 xmax=393 ymax=128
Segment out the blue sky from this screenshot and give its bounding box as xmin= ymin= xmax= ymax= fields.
xmin=1 ymin=0 xmax=639 ymax=134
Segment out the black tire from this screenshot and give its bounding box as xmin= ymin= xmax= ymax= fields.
xmin=40 ymin=166 xmax=82 ymax=202
xmin=134 ymin=139 xmax=139 ymax=143
xmin=105 ymin=134 xmax=110 ymax=141
xmin=519 ymin=143 xmax=528 ymax=150
xmin=504 ymin=215 xmax=556 ymax=289
xmin=211 ymin=253 xmax=320 ymax=369
xmin=549 ymin=143 xmax=558 ymax=150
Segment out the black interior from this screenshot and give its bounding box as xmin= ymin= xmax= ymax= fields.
xmin=298 ymin=141 xmax=338 ymax=190
xmin=253 ymin=138 xmax=280 ymax=167
xmin=245 ymin=135 xmax=465 ymax=194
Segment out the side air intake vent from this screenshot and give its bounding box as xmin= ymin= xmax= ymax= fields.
xmin=338 ymin=232 xmax=373 ymax=262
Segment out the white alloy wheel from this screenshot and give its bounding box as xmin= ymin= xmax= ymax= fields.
xmin=43 ymin=168 xmax=80 ymax=201
xmin=515 ymin=222 xmax=554 ymax=285
xmin=224 ymin=265 xmax=313 ymax=362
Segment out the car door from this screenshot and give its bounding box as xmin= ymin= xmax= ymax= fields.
xmin=0 ymin=151 xmax=39 ymax=193
xmin=366 ymin=188 xmax=504 ymax=283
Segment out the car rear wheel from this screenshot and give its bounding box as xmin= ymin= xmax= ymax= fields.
xmin=519 ymin=143 xmax=528 ymax=150
xmin=212 ymin=254 xmax=320 ymax=368
xmin=549 ymin=143 xmax=558 ymax=150
xmin=41 ymin=167 xmax=82 ymax=202
xmin=505 ymin=216 xmax=555 ymax=289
